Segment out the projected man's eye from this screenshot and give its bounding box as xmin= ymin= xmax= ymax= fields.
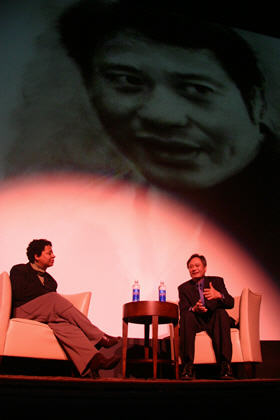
xmin=103 ymin=70 xmax=146 ymax=92
xmin=178 ymin=83 xmax=215 ymax=101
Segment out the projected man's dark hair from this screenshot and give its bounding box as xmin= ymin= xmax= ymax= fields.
xmin=57 ymin=0 xmax=265 ymax=121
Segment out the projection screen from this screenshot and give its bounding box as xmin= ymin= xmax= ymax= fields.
xmin=1 ymin=0 xmax=279 ymax=339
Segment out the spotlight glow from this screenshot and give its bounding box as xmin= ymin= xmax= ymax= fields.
xmin=0 ymin=174 xmax=279 ymax=339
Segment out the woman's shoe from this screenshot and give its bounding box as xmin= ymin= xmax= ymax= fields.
xmin=90 ymin=352 xmax=121 ymax=376
xmin=96 ymin=334 xmax=121 ymax=349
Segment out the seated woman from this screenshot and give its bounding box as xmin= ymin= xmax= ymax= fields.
xmin=10 ymin=239 xmax=121 ymax=378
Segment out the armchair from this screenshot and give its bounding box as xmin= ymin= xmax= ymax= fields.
xmin=170 ymin=288 xmax=262 ymax=367
xmin=0 ymin=271 xmax=91 ymax=361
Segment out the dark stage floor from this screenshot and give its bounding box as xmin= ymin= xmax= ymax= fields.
xmin=0 ymin=373 xmax=279 ymax=419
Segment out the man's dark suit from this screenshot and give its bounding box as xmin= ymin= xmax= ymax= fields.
xmin=178 ymin=276 xmax=235 ymax=365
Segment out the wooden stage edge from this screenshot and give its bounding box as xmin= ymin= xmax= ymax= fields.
xmin=0 ymin=373 xmax=279 ymax=417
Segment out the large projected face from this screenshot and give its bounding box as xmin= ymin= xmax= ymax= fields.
xmin=89 ymin=33 xmax=263 ymax=190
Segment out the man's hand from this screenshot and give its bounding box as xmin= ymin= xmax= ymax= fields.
xmin=192 ymin=299 xmax=208 ymax=313
xmin=203 ymin=282 xmax=222 ymax=300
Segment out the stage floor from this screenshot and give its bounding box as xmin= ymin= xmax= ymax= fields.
xmin=1 ymin=340 xmax=279 ymax=418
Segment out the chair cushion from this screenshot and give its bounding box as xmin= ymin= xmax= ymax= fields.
xmin=194 ymin=328 xmax=243 ymax=363
xmin=4 ymin=318 xmax=67 ymax=359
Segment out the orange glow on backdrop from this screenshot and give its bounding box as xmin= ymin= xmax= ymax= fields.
xmin=0 ymin=174 xmax=279 ymax=340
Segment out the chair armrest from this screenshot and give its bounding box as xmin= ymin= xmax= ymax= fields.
xmin=239 ymin=288 xmax=262 ymax=362
xmin=0 ymin=271 xmax=12 ymax=353
xmin=226 ymin=295 xmax=240 ymax=325
xmin=62 ymin=292 xmax=92 ymax=316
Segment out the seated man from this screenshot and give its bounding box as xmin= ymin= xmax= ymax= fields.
xmin=178 ymin=253 xmax=235 ymax=379
xmin=10 ymin=239 xmax=121 ymax=378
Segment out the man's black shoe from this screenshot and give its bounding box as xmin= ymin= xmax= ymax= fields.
xmin=220 ymin=361 xmax=234 ymax=380
xmin=181 ymin=363 xmax=194 ymax=380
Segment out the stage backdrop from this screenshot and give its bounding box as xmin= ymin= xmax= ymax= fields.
xmin=0 ymin=0 xmax=279 ymax=340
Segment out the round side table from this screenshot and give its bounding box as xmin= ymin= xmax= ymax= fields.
xmin=122 ymin=301 xmax=179 ymax=379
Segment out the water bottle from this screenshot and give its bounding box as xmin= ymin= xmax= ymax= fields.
xmin=158 ymin=281 xmax=166 ymax=302
xmin=132 ymin=280 xmax=140 ymax=302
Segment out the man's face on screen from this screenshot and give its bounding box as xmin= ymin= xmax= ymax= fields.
xmin=88 ymin=32 xmax=263 ymax=190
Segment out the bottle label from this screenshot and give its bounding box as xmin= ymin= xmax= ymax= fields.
xmin=159 ymin=290 xmax=166 ymax=302
xmin=133 ymin=289 xmax=140 ymax=302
